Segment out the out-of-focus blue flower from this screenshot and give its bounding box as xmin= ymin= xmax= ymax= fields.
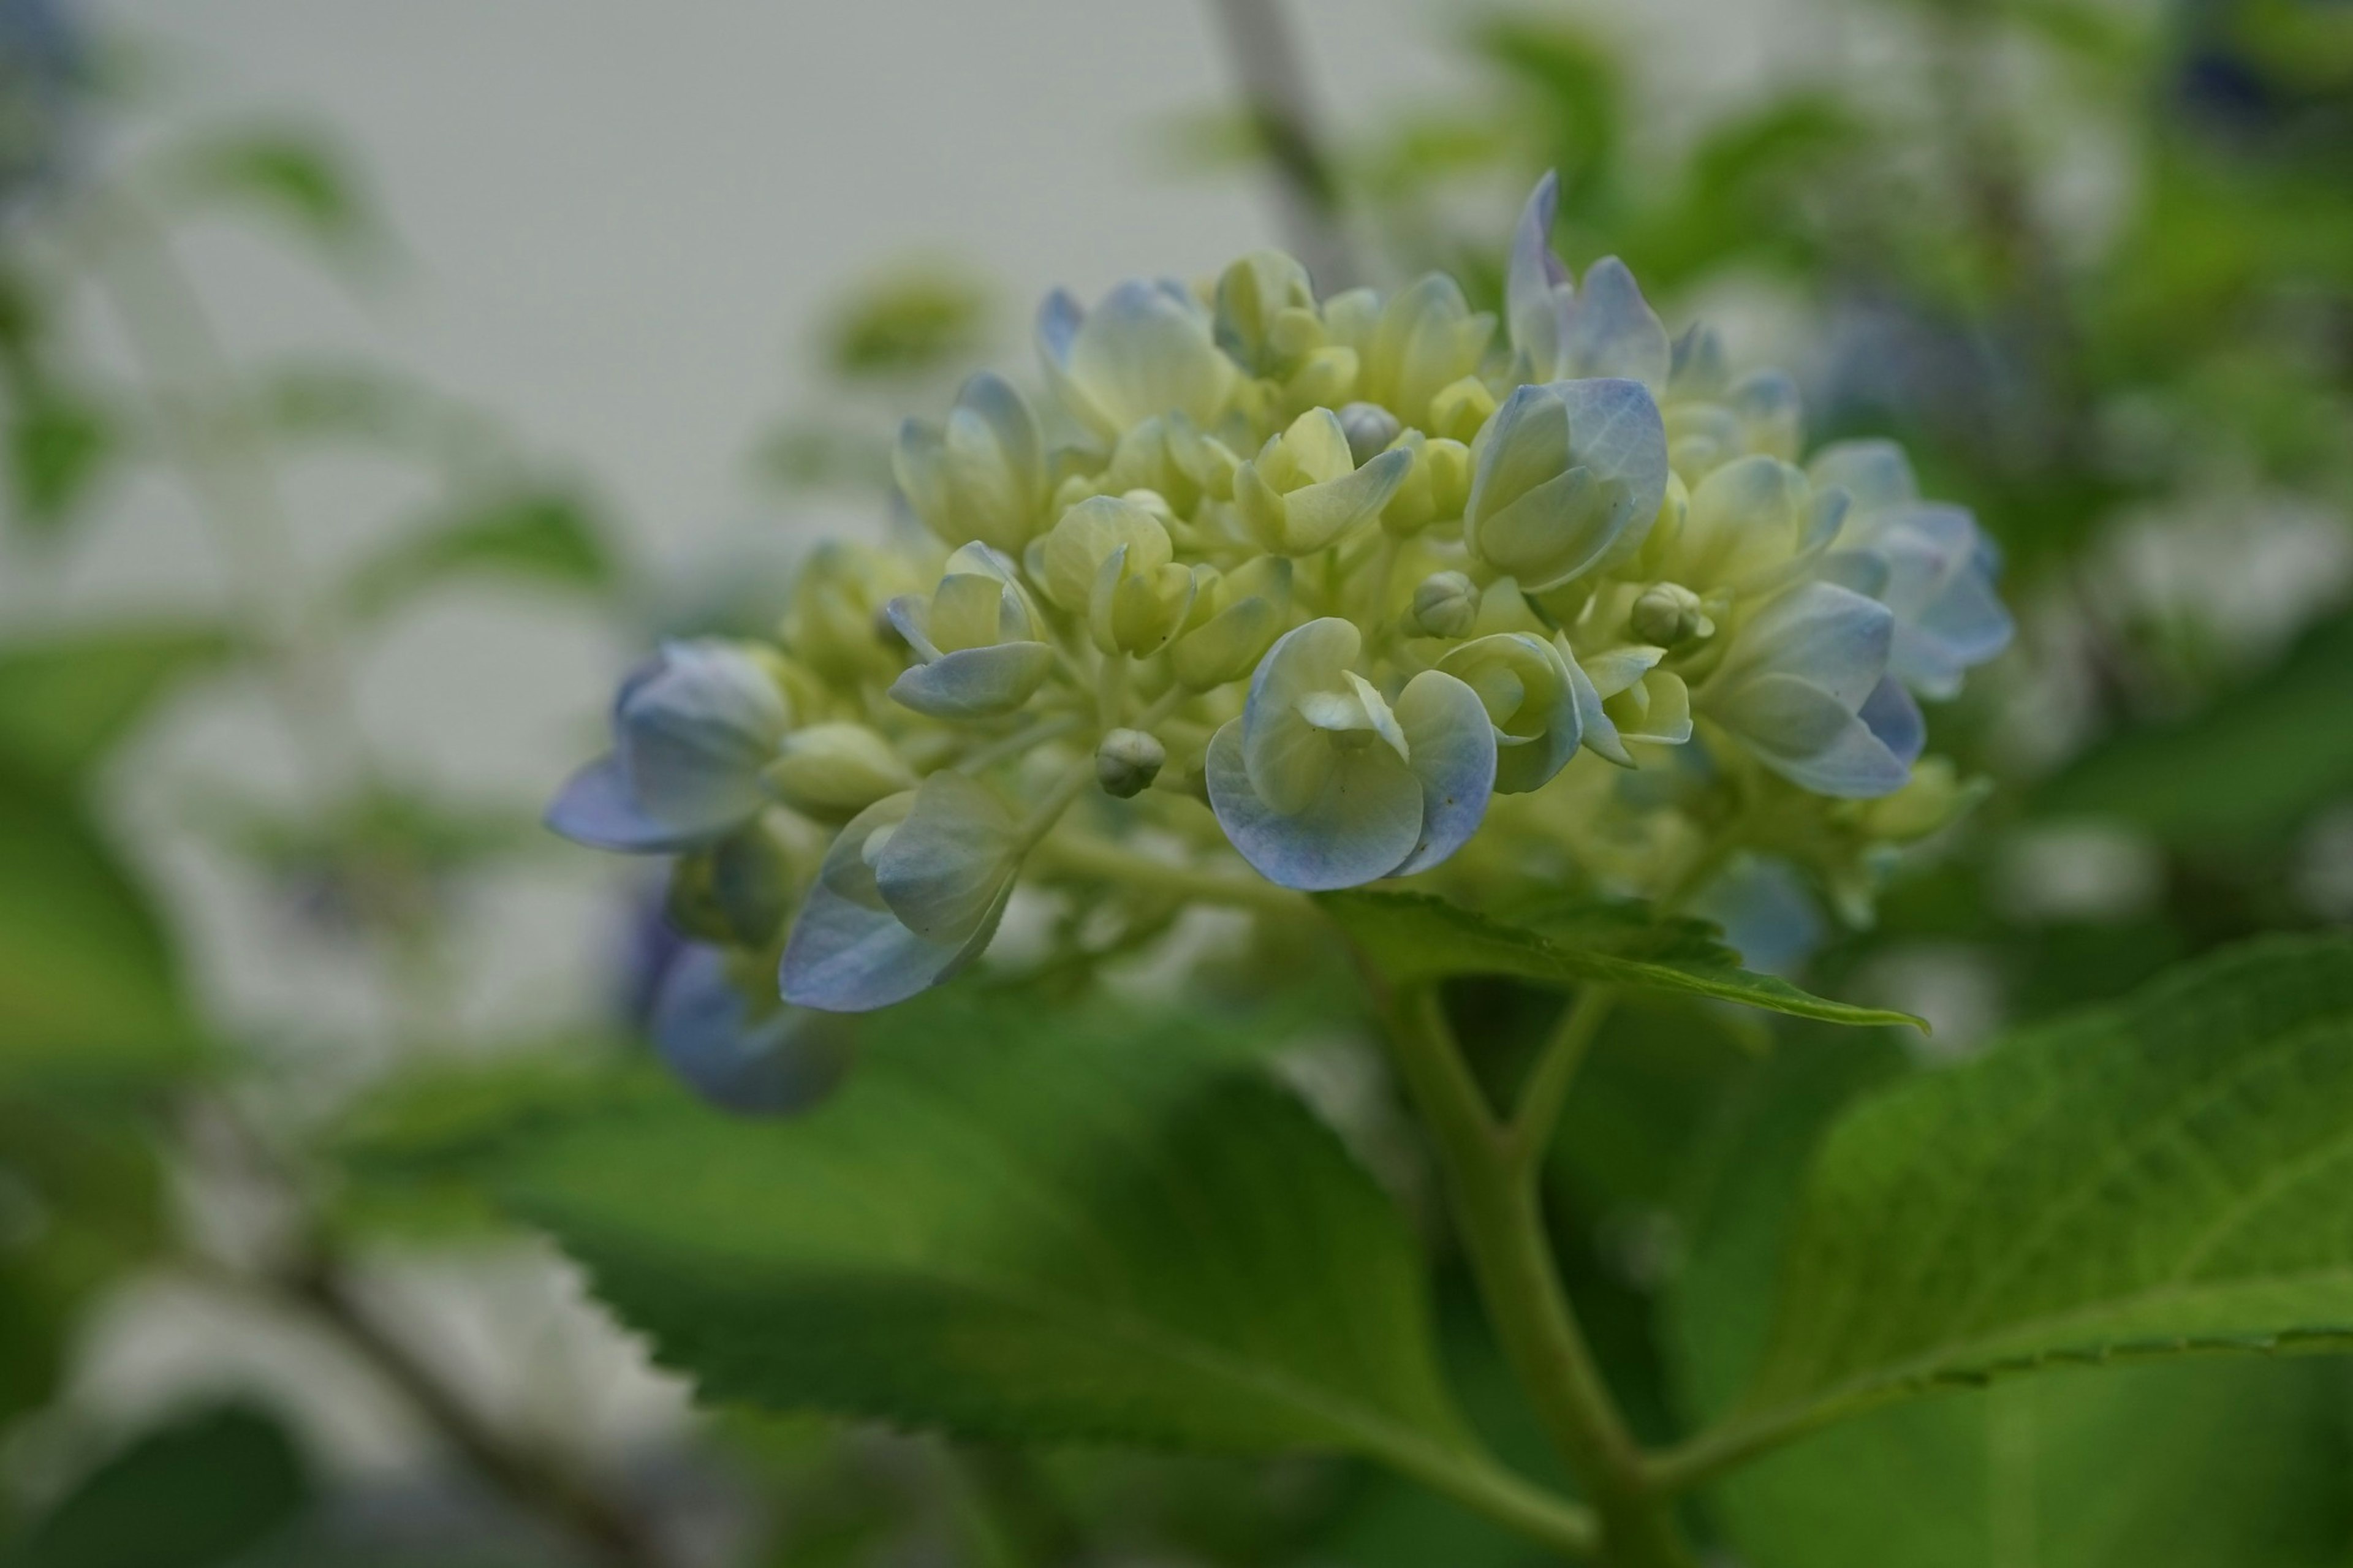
xmin=1207 ymin=618 xmax=1495 ymax=889
xmin=651 ymin=942 xmax=852 ymax=1115
xmin=1037 ymin=279 xmax=1238 ymax=441
xmin=886 ymin=543 xmax=1056 ymax=719
xmin=1696 ymin=581 xmax=1917 ymax=797
xmin=1506 ymin=172 xmax=1670 ymax=392
xmin=546 ymin=640 xmax=792 ymax=852
xmin=1464 ymin=379 xmax=1669 ymax=593
xmin=779 ymin=771 xmax=1021 ymax=1012
xmin=1809 ymin=439 xmax=2014 ymax=699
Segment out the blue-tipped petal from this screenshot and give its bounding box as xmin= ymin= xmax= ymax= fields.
xmin=1506 ymin=171 xmax=1569 ymax=368
xmin=871 ymin=771 xmax=1021 ymax=940
xmin=780 ymin=792 xmax=1012 ymax=1012
xmin=1036 ymin=287 xmax=1083 ymax=366
xmin=1718 ymin=673 xmax=1911 ymax=798
xmin=545 ymin=753 xmax=716 ymax=852
xmin=1391 ymin=670 xmax=1497 ymax=876
xmin=1562 ymin=257 xmax=1669 ymax=392
xmin=1207 ymin=719 xmax=1423 ymax=892
xmin=652 ymin=944 xmax=854 ymax=1115
xmin=1858 ymin=673 xmax=1926 ymax=768
xmin=1727 ymin=581 xmax=1894 ymax=710
xmin=888 ymin=641 xmax=1055 ymax=719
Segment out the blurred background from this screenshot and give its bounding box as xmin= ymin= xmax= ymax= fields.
xmin=5 ymin=0 xmax=2352 ymax=1562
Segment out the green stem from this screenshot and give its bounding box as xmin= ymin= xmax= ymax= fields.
xmin=1507 ymin=985 xmax=1618 ymax=1184
xmin=1029 ymin=830 xmax=1308 ymax=917
xmin=1382 ymin=982 xmax=1696 ymax=1568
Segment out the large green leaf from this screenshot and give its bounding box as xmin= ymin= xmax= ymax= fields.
xmin=0 ymin=626 xmax=235 ymax=787
xmin=373 ymin=996 xmax=1584 ymax=1545
xmin=2035 ymin=607 xmax=2353 ymax=846
xmin=1663 ymin=1019 xmax=2353 ymax=1567
xmin=5 ymin=1403 xmax=311 ymax=1568
xmin=1319 ymin=889 xmax=1919 ymax=1028
xmin=1685 ymin=936 xmax=2353 ymax=1469
xmin=343 ymin=490 xmax=616 ymax=621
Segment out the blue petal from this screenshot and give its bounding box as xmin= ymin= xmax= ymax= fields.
xmin=1507 ymin=171 xmax=1569 ymax=368
xmin=544 ymin=752 xmax=744 ymax=852
xmin=1562 ymin=257 xmax=1669 ymax=392
xmin=1391 ymin=671 xmax=1497 ymax=876
xmin=1726 ymin=581 xmax=1893 ymax=711
xmin=779 ymin=793 xmax=1012 ymax=1012
xmin=1207 ymin=719 xmax=1423 ymax=891
xmin=1858 ymin=674 xmax=1926 ymax=767
xmin=1716 ymin=673 xmax=1911 ymax=798
xmin=888 ymin=641 xmax=1056 ymax=719
xmin=652 ymin=944 xmax=854 ymax=1115
xmin=1036 ymin=287 xmax=1083 ymax=368
xmin=871 ymin=771 xmax=1021 ymax=939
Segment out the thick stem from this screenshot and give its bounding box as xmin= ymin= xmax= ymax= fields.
xmin=1383 ymin=983 xmax=1696 ymax=1568
xmin=1507 ymin=985 xmax=1617 ymax=1184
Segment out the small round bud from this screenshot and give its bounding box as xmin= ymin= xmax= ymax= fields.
xmin=1096 ymin=728 xmax=1167 ymax=799
xmin=1629 ymin=582 xmax=1710 ymax=648
xmin=1337 ymin=401 xmax=1403 ymax=466
xmin=1411 ymin=571 xmax=1479 ymax=639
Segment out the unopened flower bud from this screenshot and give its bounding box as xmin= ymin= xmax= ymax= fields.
xmin=1428 ymin=376 xmax=1497 ymax=444
xmin=1411 ymin=571 xmax=1479 ymax=638
xmin=1338 ymin=401 xmax=1403 ymax=466
xmin=763 ymin=722 xmax=917 ymax=820
xmin=1630 ymin=581 xmax=1711 ymax=647
xmin=1095 ymin=728 xmax=1167 ymax=798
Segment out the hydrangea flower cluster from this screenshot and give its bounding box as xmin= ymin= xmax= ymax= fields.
xmin=549 ymin=175 xmax=2011 ymax=1109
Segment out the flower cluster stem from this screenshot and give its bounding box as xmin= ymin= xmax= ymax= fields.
xmin=1382 ymin=982 xmax=1696 ymax=1568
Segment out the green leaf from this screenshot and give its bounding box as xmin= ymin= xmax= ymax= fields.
xmin=0 ymin=765 xmax=202 ymax=1081
xmin=2034 ymin=605 xmax=2353 ymax=847
xmin=343 ymin=490 xmax=616 ymax=621
xmin=384 ymin=994 xmax=1583 ymax=1544
xmin=1318 ymin=889 xmax=1920 ymax=1029
xmin=165 ymin=126 xmax=376 ymax=259
xmin=7 ymin=394 xmax=115 ymax=534
xmin=1689 ymin=936 xmax=2353 ymax=1468
xmin=0 ymin=626 xmax=235 ymax=787
xmin=7 ymin=1404 xmax=311 ymax=1568
xmin=1663 ymin=1022 xmax=2353 ymax=1567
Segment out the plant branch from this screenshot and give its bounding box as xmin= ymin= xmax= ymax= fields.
xmin=1202 ymin=0 xmax=1357 ymax=291
xmin=1380 ymin=980 xmax=1696 ymax=1568
xmin=1507 ymin=985 xmax=1618 ymax=1184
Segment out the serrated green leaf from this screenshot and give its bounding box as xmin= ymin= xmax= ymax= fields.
xmin=388 ymin=995 xmax=1585 ymax=1546
xmin=0 ymin=625 xmax=235 ymax=786
xmin=10 ymin=1403 xmax=311 ymax=1568
xmin=1318 ymin=889 xmax=1920 ymax=1029
xmin=1683 ymin=936 xmax=2353 ymax=1471
xmin=343 ymin=491 xmax=616 ymax=621
xmin=1663 ymin=1021 xmax=2353 ymax=1567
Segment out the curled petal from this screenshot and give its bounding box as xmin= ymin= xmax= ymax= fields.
xmin=888 ymin=642 xmax=1056 ymax=719
xmin=1391 ymin=670 xmax=1498 ymax=875
xmin=871 ymin=772 xmax=1023 ymax=940
xmin=1708 ymin=673 xmax=1912 ymax=798
xmin=652 ymin=944 xmax=853 ymax=1115
xmin=1718 ymin=581 xmax=1893 ymax=711
xmin=1465 ymin=379 xmax=1669 ymax=591
xmin=1858 ymin=673 xmax=1926 ymax=768
xmin=781 ymin=793 xmax=1011 ymax=1012
xmin=546 ymin=753 xmax=708 ymax=852
xmin=1437 ymin=632 xmax=1582 ymax=793
xmin=1206 ymin=719 xmax=1423 ymax=891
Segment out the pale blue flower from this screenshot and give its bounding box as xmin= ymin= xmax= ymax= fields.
xmin=546 ymin=639 xmax=790 ymax=852
xmin=1809 ymin=439 xmax=2014 ymax=699
xmin=1696 ymin=581 xmax=1915 ymax=797
xmin=1463 ymin=379 xmax=1670 ymax=591
xmin=1037 ymin=279 xmax=1239 ymax=441
xmin=1354 ymin=273 xmax=1496 ymax=428
xmin=1207 ymin=619 xmax=1496 ymax=890
xmin=651 ymin=943 xmax=853 ymax=1115
xmin=1507 ymin=173 xmax=1670 ymax=392
xmin=779 ymin=772 xmax=1021 ymax=1012
xmin=893 ymin=371 xmax=1049 ymax=555
xmin=1436 ymin=632 xmax=1585 ymax=793
xmin=887 ymin=543 xmax=1056 ymax=719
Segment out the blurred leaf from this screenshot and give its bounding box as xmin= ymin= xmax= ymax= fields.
xmin=820 ymin=265 xmax=991 ymax=381
xmin=1320 ymin=890 xmax=1921 ymax=1028
xmin=0 ymin=1099 xmax=164 ymax=1425
xmin=749 ymin=419 xmax=891 ymax=494
xmin=2036 ymin=605 xmax=2353 ymax=846
xmin=163 ymin=125 xmax=376 ymax=260
xmin=1665 ymin=1012 xmax=2353 ymax=1568
xmin=0 ymin=765 xmax=202 ymax=1082
xmin=1691 ymin=936 xmax=2353 ymax=1469
xmin=376 ymin=993 xmax=1582 ymax=1536
xmin=254 ymin=358 xmax=496 ymax=462
xmin=0 ymin=625 xmax=234 ymax=787
xmin=5 ymin=1403 xmax=311 ymax=1568
xmin=343 ymin=490 xmax=616 ymax=621
xmin=1468 ymin=17 xmax=1622 ymax=213
xmin=6 ymin=393 xmax=114 ymax=535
